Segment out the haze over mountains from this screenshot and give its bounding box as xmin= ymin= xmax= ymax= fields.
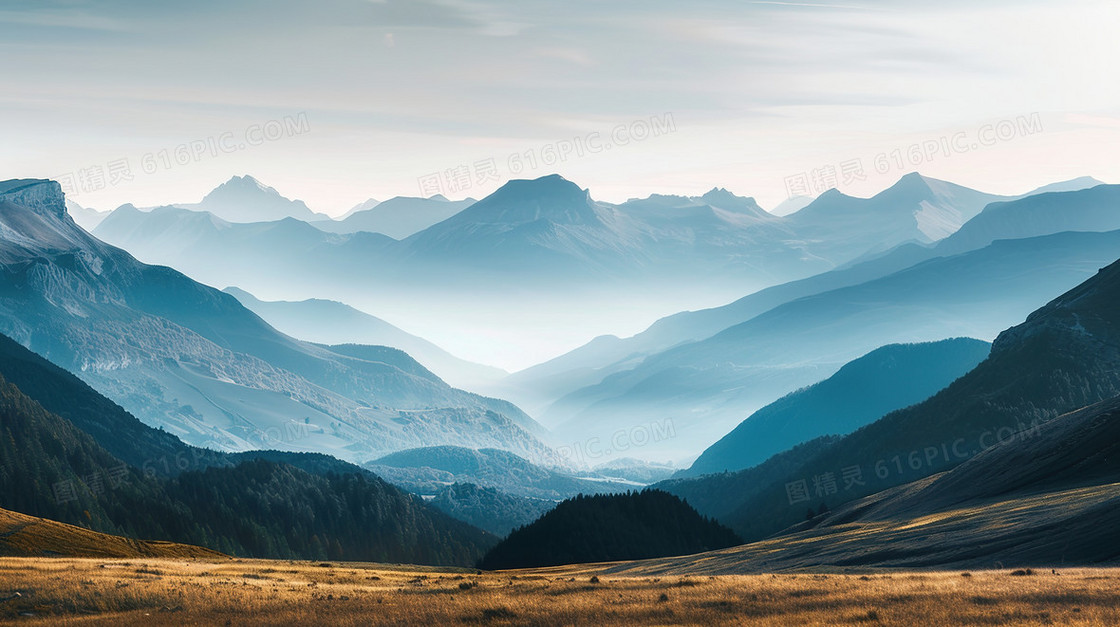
xmin=64 ymin=199 xmax=110 ymax=231
xmin=682 ymin=338 xmax=992 ymax=477
xmin=661 ymin=254 xmax=1120 ymax=543
xmin=223 ymin=287 xmax=506 ymax=390
xmin=500 ymin=181 xmax=1119 ymax=455
xmin=5 ymin=164 xmax=1119 ymax=578
xmin=0 ymin=179 xmax=550 ymax=466
xmin=0 ymin=331 xmax=497 ymax=564
xmin=311 ymin=194 xmax=477 ymax=239
xmin=538 ymin=227 xmax=1120 ymax=458
xmin=507 ymin=178 xmax=1116 ymax=407
xmin=88 ymin=173 xmax=1110 ymax=374
xmin=78 ymin=172 xmax=1119 ymax=463
xmin=180 ymin=175 xmax=327 ymax=223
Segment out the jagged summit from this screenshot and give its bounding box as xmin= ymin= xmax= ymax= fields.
xmin=202 ymin=175 xmax=283 ymax=201
xmin=698 ymin=187 xmax=768 ymax=217
xmin=191 ymin=175 xmax=321 ymax=223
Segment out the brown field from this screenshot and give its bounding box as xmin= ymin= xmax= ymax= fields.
xmin=1 ymin=557 xmax=1118 ymax=626
xmin=0 ymin=509 xmax=222 ymax=561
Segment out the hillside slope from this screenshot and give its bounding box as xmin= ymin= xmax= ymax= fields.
xmin=0 ymin=507 xmax=224 ymax=559
xmin=224 ymin=287 xmax=506 ymax=390
xmin=683 ymin=339 xmax=990 ymax=476
xmin=547 ymin=230 xmax=1120 ymax=458
xmin=664 ymin=255 xmax=1120 ymax=541
xmin=0 ymin=354 xmax=496 ymax=565
xmin=609 ymin=396 xmax=1120 ymax=573
xmin=511 ymin=184 xmax=1120 ymax=412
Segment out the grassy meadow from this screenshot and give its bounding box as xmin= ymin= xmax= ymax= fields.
xmin=1 ymin=557 xmax=1118 ymax=625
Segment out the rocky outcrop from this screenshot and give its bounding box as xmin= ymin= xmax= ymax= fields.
xmin=0 ymin=179 xmax=67 ymax=219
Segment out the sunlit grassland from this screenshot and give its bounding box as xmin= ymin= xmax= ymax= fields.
xmin=1 ymin=558 xmax=1118 ymax=625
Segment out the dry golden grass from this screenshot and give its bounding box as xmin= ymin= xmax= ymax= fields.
xmin=0 ymin=508 xmax=222 ymax=560
xmin=1 ymin=558 xmax=1118 ymax=625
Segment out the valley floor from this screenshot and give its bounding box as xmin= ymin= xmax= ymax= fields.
xmin=1 ymin=558 xmax=1118 ymax=625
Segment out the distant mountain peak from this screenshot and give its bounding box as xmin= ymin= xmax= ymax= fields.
xmin=1026 ymin=176 xmax=1107 ymax=196
xmin=698 ymin=187 xmax=766 ymax=216
xmin=208 ymin=174 xmax=281 ymax=198
xmin=465 ymin=174 xmax=595 ymax=222
xmin=815 ymin=187 xmax=848 ymax=201
xmin=429 ymin=194 xmax=450 ymax=202
xmin=193 ymin=175 xmax=319 ymax=223
xmin=881 ymin=172 xmax=935 ymax=195
xmin=404 ymin=174 xmax=605 ymax=241
xmin=499 ymin=173 xmax=584 ymax=196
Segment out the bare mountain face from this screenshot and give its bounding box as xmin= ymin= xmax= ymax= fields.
xmin=0 ymin=179 xmax=551 ymax=465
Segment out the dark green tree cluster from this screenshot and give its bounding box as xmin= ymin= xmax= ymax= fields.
xmin=430 ymin=482 xmax=555 ymax=537
xmin=477 ymin=489 xmax=741 ymax=570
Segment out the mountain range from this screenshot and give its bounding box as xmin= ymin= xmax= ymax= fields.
xmin=311 ymin=194 xmax=476 ymax=239
xmin=540 ymin=228 xmax=1120 ymax=458
xmin=178 ymin=175 xmax=328 ymax=223
xmin=0 ymin=179 xmax=550 ymax=465
xmin=509 ymin=182 xmax=1119 ymax=454
xmin=0 ymin=330 xmax=496 ymax=564
xmin=610 ymin=394 xmax=1120 ymax=573
xmin=223 ymin=287 xmax=506 ymax=390
xmin=506 ymin=180 xmax=1117 ymax=414
xmin=497 ymin=253 xmax=1120 ymax=571
xmin=79 ymin=173 xmax=1120 ymax=464
xmin=86 ymin=172 xmax=1051 ymax=377
xmin=98 ymin=172 xmax=1015 ymax=289
xmin=10 ymin=166 xmax=1120 ymax=576
xmin=661 ymin=254 xmax=1120 ymax=541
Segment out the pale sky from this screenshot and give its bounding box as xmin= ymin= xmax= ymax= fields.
xmin=2 ymin=0 xmax=1118 ymax=215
